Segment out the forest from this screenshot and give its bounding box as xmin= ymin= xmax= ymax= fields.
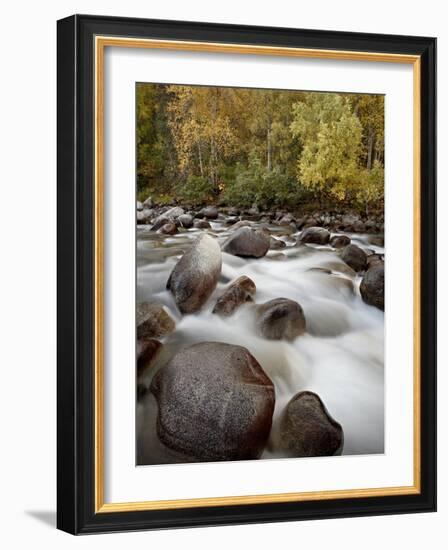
xmin=137 ymin=83 xmax=384 ymax=214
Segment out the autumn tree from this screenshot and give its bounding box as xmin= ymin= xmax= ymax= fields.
xmin=290 ymin=93 xmax=363 ymax=203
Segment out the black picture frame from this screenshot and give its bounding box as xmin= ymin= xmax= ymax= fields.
xmin=57 ymin=14 xmax=436 ymax=534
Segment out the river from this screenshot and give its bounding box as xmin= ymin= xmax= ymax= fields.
xmin=136 ymin=216 xmax=384 ymax=464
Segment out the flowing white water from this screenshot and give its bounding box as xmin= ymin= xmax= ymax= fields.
xmin=136 ymin=219 xmax=384 ymax=463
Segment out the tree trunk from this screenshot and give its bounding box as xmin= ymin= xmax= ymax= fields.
xmin=367 ymin=130 xmax=375 ymax=170
xmin=267 ymin=125 xmax=272 ymax=171
xmin=197 ymin=141 xmax=204 ymax=177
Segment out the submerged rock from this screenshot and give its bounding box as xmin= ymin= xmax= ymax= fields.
xmin=341 ymin=244 xmax=367 ymax=272
xmin=360 ymin=263 xmax=384 ymax=310
xmin=300 ymin=226 xmax=331 ymax=245
xmin=223 ymin=227 xmax=270 ymax=258
xmin=167 ymin=234 xmax=222 ymax=313
xmin=256 ymin=298 xmax=306 ymax=340
xmin=150 ymin=342 xmax=275 ymax=461
xmin=330 ymin=234 xmax=351 ymax=249
xmin=213 ymin=276 xmax=256 ymax=316
xmin=277 ymin=391 xmax=344 ymax=457
xmin=136 ymin=303 xmax=175 ymax=340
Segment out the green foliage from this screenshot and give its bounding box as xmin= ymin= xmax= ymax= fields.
xmin=178 ymin=175 xmax=215 ymax=205
xmin=290 ymin=93 xmax=363 ymax=201
xmin=223 ymin=154 xmax=305 ymax=209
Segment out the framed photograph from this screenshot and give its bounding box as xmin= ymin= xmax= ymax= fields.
xmin=57 ymin=14 xmax=436 ymax=534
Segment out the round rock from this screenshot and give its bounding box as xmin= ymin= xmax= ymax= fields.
xmin=222 ymin=227 xmax=270 ymax=258
xmin=330 ymin=234 xmax=351 ymax=249
xmin=360 ymin=263 xmax=384 ymax=310
xmin=341 ymin=244 xmax=368 ymax=272
xmin=150 ymin=342 xmax=275 ymax=461
xmin=256 ymin=298 xmax=306 ymax=340
xmin=300 ymin=226 xmax=331 ymax=245
xmin=197 ymin=205 xmax=219 ymax=219
xmin=167 ymin=234 xmax=222 ymax=313
xmin=277 ymin=391 xmax=344 ymax=457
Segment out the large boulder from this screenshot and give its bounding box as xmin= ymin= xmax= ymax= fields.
xmin=256 ymin=298 xmax=306 ymax=340
xmin=300 ymin=226 xmax=331 ymax=245
xmin=341 ymin=244 xmax=367 ymax=272
xmin=213 ymin=276 xmax=256 ymax=317
xmin=136 ymin=303 xmax=175 ymax=340
xmin=276 ymin=391 xmax=344 ymax=457
xmin=197 ymin=205 xmax=219 ymax=219
xmin=150 ymin=342 xmax=275 ymax=461
xmin=360 ymin=263 xmax=384 ymax=310
xmin=167 ymin=234 xmax=222 ymax=313
xmin=222 ymin=227 xmax=270 ymax=258
xmin=330 ymin=234 xmax=351 ymax=249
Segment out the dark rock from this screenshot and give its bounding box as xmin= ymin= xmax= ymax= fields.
xmin=270 ymin=236 xmax=287 ymax=250
xmin=167 ymin=234 xmax=222 ymax=313
xmin=277 ymin=391 xmax=344 ymax=457
xmin=158 ymin=222 xmax=178 ymax=235
xmin=223 ymin=227 xmax=270 ymax=258
xmin=136 ymin=303 xmax=175 ymax=340
xmin=330 ymin=234 xmax=351 ymax=249
xmin=368 ymin=234 xmax=384 ymax=247
xmin=341 ymin=244 xmax=368 ymax=272
xmin=150 ymin=342 xmax=275 ymax=461
xmin=256 ymin=298 xmax=306 ymax=340
xmin=367 ymin=254 xmax=384 ymax=269
xmin=193 ymin=219 xmax=211 ymax=229
xmin=360 ymin=263 xmax=384 ymax=310
xmin=177 ymin=214 xmax=194 ymax=228
xmin=137 ymin=339 xmax=162 ymax=376
xmin=300 ymin=226 xmax=331 ymax=245
xmin=151 ymin=207 xmax=184 ymax=230
xmin=213 ymin=276 xmax=256 ymax=316
xmin=197 ymin=205 xmax=219 ymax=219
